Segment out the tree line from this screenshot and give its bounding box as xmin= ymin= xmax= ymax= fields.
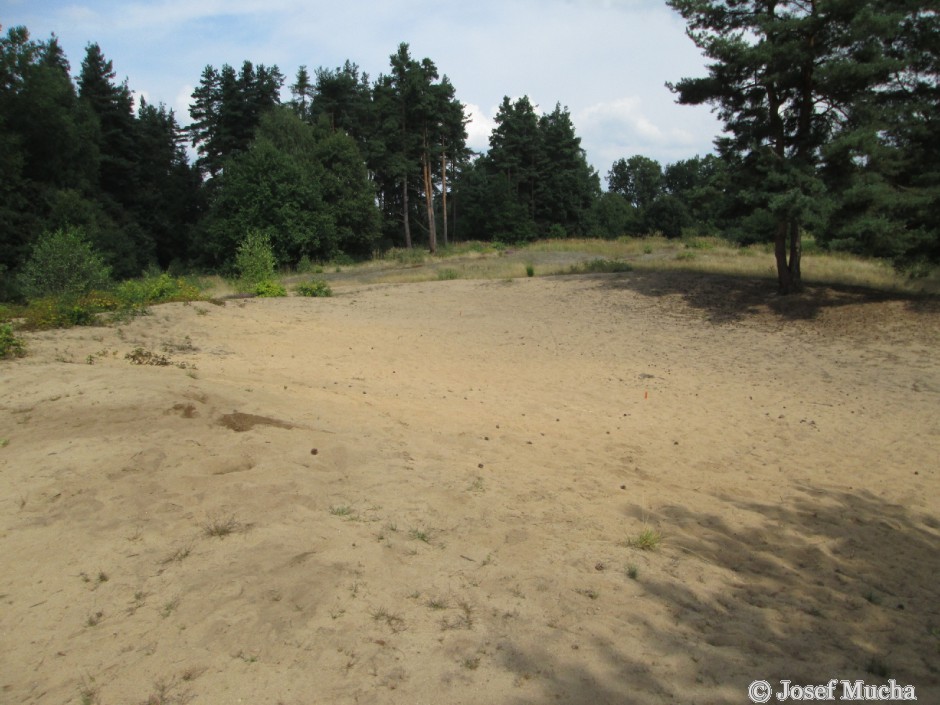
xmin=2 ymin=1 xmax=937 ymax=298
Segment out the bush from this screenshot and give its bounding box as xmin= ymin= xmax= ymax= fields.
xmin=235 ymin=230 xmax=277 ymax=288
xmin=254 ymin=280 xmax=287 ymax=297
xmin=18 ymin=226 xmax=111 ymax=300
xmin=295 ymin=279 xmax=333 ymax=297
xmin=20 ymin=297 xmax=98 ymax=329
xmin=0 ymin=322 xmax=25 ymax=359
xmin=114 ymin=272 xmax=203 ymax=308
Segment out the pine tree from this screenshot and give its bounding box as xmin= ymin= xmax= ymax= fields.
xmin=666 ymin=0 xmax=933 ymax=291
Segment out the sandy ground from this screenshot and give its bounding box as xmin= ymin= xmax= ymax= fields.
xmin=1 ymin=271 xmax=939 ymax=705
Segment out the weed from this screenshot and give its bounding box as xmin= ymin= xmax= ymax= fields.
xmin=627 ymin=564 xmax=639 ymax=580
xmin=86 ymin=610 xmax=104 ymax=627
xmin=462 ymin=656 xmax=481 ymax=670
xmin=675 ymin=251 xmax=696 ymax=261
xmin=426 ymin=597 xmax=449 ymax=610
xmin=78 ymin=679 xmax=100 ymax=705
xmin=161 ymin=597 xmax=180 ymax=618
xmin=329 ymin=505 xmax=354 ymax=517
xmin=441 ymin=601 xmax=474 ymax=630
xmin=372 ymin=608 xmax=405 ymax=632
xmin=525 ymin=264 xmax=535 ymax=277
xmin=1 ymin=439 xmax=9 ymax=448
xmin=627 ymin=527 xmax=662 ymax=551
xmin=467 ymin=476 xmax=485 ymax=492
xmin=864 ymin=590 xmax=882 ymax=605
xmin=409 ymin=528 xmax=432 ymax=543
xmin=576 ymin=588 xmax=599 ymax=600
xmin=126 ymin=348 xmax=172 ymax=366
xmin=161 ymin=545 xmax=192 ymax=564
xmin=437 ymin=268 xmax=460 ymax=281
xmin=140 ymin=677 xmax=190 ymax=705
xmin=202 ymin=514 xmax=240 ymax=538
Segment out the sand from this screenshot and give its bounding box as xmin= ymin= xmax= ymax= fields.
xmin=1 ymin=271 xmax=938 ymax=705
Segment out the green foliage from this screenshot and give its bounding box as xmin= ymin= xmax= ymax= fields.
xmin=18 ymin=226 xmax=111 ymax=299
xmin=200 ymin=108 xmax=380 ymax=268
xmin=0 ymin=322 xmax=26 ymax=358
xmin=437 ymin=268 xmax=460 ymax=281
xmin=113 ymin=272 xmax=204 ymax=308
xmin=295 ymin=279 xmax=333 ymax=297
xmin=235 ymin=230 xmax=277 ymax=287
xmin=253 ymin=280 xmax=287 ymax=297
xmin=20 ymin=296 xmax=99 ymax=329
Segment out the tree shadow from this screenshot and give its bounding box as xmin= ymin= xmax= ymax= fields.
xmin=506 ymin=486 xmax=940 ymax=704
xmin=595 ymin=269 xmax=937 ymax=324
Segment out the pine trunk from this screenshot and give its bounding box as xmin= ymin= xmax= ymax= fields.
xmin=775 ymin=218 xmax=803 ymax=295
xmin=423 ymin=154 xmax=437 ymax=253
xmin=441 ymin=152 xmax=449 ymax=248
xmin=403 ymin=175 xmax=412 ymax=249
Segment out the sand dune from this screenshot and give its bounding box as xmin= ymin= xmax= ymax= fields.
xmin=2 ymin=272 xmax=938 ymax=704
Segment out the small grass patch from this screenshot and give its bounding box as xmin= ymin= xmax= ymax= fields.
xmin=202 ymin=514 xmax=241 ymax=538
xmin=568 ymin=258 xmax=633 ymax=274
xmin=409 ymin=528 xmax=432 ymax=543
xmin=627 ymin=527 xmax=662 ymax=551
xmin=372 ymin=608 xmax=406 ymax=632
xmin=437 ymin=268 xmax=460 ymax=281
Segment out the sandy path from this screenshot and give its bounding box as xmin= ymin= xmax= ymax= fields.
xmin=1 ymin=273 xmax=938 ymax=705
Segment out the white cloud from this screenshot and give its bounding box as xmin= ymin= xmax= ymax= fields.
xmin=464 ymin=103 xmax=495 ymax=153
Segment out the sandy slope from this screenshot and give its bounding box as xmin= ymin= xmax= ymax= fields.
xmin=1 ymin=272 xmax=938 ymax=705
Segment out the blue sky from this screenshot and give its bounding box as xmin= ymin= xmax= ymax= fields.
xmin=2 ymin=0 xmax=723 ymax=176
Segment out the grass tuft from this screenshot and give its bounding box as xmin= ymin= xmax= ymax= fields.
xmin=627 ymin=527 xmax=662 ymax=551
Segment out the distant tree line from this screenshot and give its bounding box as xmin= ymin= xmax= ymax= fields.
xmin=1 ymin=2 xmax=937 ymax=299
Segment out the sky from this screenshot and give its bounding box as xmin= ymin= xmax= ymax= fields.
xmin=2 ymin=0 xmax=724 ymax=178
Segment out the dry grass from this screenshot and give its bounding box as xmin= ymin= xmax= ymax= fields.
xmin=271 ymin=237 xmax=939 ymax=296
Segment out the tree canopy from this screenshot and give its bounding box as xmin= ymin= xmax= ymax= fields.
xmin=1 ymin=9 xmax=937 ymax=301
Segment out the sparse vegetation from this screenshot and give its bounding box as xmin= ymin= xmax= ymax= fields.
xmin=202 ymin=514 xmax=241 ymax=538
xmin=295 ymin=279 xmax=333 ymax=297
xmin=627 ymin=527 xmax=662 ymax=551
xmin=0 ymin=323 xmax=25 ymax=359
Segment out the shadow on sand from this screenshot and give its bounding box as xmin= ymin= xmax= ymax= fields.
xmin=506 ymin=485 xmax=939 ymax=704
xmin=593 ymin=269 xmax=938 ymax=325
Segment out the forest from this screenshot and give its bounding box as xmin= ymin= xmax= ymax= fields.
xmin=0 ymin=0 xmax=937 ymax=301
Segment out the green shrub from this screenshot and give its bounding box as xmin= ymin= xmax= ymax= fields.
xmin=525 ymin=264 xmax=535 ymax=277
xmin=295 ymin=279 xmax=333 ymax=297
xmin=18 ymin=226 xmax=111 ymax=299
xmin=0 ymin=322 xmax=25 ymax=359
xmin=114 ymin=273 xmax=203 ymax=308
xmin=235 ymin=230 xmax=277 ymax=288
xmin=20 ymin=297 xmax=98 ymax=329
xmin=254 ymin=280 xmax=287 ymax=297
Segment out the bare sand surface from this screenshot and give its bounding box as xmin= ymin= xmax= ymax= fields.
xmin=2 ymin=271 xmax=939 ymax=705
